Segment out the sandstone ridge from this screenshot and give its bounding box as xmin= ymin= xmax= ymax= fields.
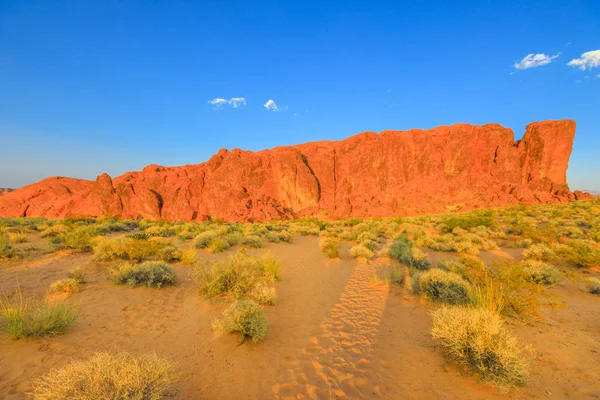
xmin=0 ymin=120 xmax=591 ymax=222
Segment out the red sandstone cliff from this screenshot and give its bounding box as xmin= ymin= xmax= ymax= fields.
xmin=0 ymin=120 xmax=592 ymax=222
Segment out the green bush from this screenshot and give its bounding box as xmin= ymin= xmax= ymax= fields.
xmin=194 ymin=230 xmax=221 ymax=248
xmin=350 ymin=244 xmax=373 ymax=259
xmin=30 ymin=352 xmax=178 ymax=400
xmin=250 ymin=283 xmax=277 ymax=305
xmin=208 ymin=237 xmax=230 ymax=253
xmin=93 ymin=236 xmax=170 ymax=263
xmin=388 ymin=236 xmax=431 ymax=270
xmin=522 ymin=244 xmax=555 ymax=261
xmin=0 ymin=236 xmax=20 ymax=259
xmin=113 ymin=262 xmax=177 ymax=289
xmin=0 ymin=290 xmax=78 ymax=339
xmin=320 ymin=238 xmax=341 ymax=258
xmin=519 ymin=260 xmax=561 ymax=285
xmin=243 ymin=235 xmax=264 ymax=248
xmin=386 ymin=266 xmax=406 ymax=285
xmin=557 ymin=240 xmax=600 ymax=269
xmin=212 ymin=300 xmax=268 ymax=344
xmin=431 ymin=306 xmax=529 ymax=391
xmin=419 ymin=269 xmax=470 ymax=304
xmin=52 ymin=226 xmax=98 ymax=252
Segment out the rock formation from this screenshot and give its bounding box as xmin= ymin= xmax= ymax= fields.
xmin=0 ymin=120 xmax=592 ymax=222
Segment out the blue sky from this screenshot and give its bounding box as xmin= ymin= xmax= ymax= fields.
xmin=1 ymin=0 xmax=599 ymax=190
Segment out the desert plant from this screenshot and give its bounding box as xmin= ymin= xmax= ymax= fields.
xmin=431 ymin=306 xmax=529 ymax=391
xmin=93 ymin=236 xmax=169 ymax=263
xmin=519 ymin=260 xmax=561 ymax=285
xmin=320 ymin=237 xmax=341 ymax=258
xmin=350 ymin=244 xmax=374 ymax=259
xmin=212 ymin=300 xmax=268 ymax=344
xmin=194 ymin=230 xmax=221 ymax=248
xmin=52 ymin=226 xmax=98 ymax=252
xmin=556 ymin=239 xmax=600 ymax=269
xmin=50 ymin=278 xmax=80 ymax=294
xmin=30 ymin=352 xmax=178 ymax=400
xmin=180 ymin=246 xmax=197 ymax=265
xmin=0 ymin=237 xmax=19 ymax=259
xmin=7 ymin=231 xmax=28 ymax=243
xmin=586 ymin=278 xmax=600 ymax=295
xmin=419 ymin=269 xmax=471 ymax=304
xmin=113 ymin=261 xmax=177 ymax=289
xmin=243 ymin=235 xmax=264 ymax=248
xmin=385 ymin=266 xmax=406 ymax=286
xmin=0 ymin=290 xmax=78 ymax=339
xmin=522 ymin=244 xmax=555 ymax=261
xmin=250 ymin=283 xmax=277 ymax=305
xmin=67 ymin=266 xmax=86 ymax=284
xmin=208 ymin=237 xmax=230 ymax=253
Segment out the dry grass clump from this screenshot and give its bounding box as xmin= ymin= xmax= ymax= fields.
xmin=30 ymin=352 xmax=178 ymax=400
xmin=265 ymin=230 xmax=294 ymax=243
xmin=180 ymin=246 xmax=197 ymax=265
xmin=194 ymin=230 xmax=221 ymax=248
xmin=195 ymin=250 xmax=280 ymax=300
xmin=0 ymin=290 xmax=78 ymax=339
xmin=50 ymin=278 xmax=80 ymax=294
xmin=67 ymin=266 xmax=86 ymax=284
xmin=50 ymin=226 xmax=98 ymax=252
xmin=212 ymin=300 xmax=268 ymax=344
xmin=522 ymin=244 xmax=555 ymax=261
xmin=320 ymin=237 xmax=341 ymax=258
xmin=419 ymin=269 xmax=471 ymax=304
xmin=431 ymin=306 xmax=529 ymax=391
xmin=556 ymin=239 xmax=600 ymax=269
xmin=519 ymin=260 xmax=561 ymax=285
xmin=350 ymin=244 xmax=374 ymax=259
xmin=0 ymin=236 xmax=20 ymax=259
xmin=385 ymin=266 xmax=407 ymax=286
xmin=388 ymin=235 xmax=431 ymax=270
xmin=113 ymin=261 xmax=177 ymax=289
xmin=208 ymin=237 xmax=230 ymax=253
xmin=93 ymin=236 xmax=176 ymax=263
xmin=242 ymin=235 xmax=264 ymax=248
xmin=250 ymin=282 xmax=277 ymax=305
xmin=586 ymin=278 xmax=600 ymax=295
xmin=7 ymin=231 xmax=28 ymax=243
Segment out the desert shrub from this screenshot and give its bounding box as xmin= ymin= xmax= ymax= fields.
xmin=431 ymin=306 xmax=529 ymax=391
xmin=195 ymin=251 xmax=281 ymax=299
xmin=410 ymin=270 xmax=422 ymax=293
xmin=0 ymin=290 xmax=78 ymax=339
xmin=362 ymin=239 xmax=379 ymax=251
xmin=589 ymin=227 xmax=600 ymax=242
xmin=67 ymin=266 xmax=86 ymax=284
xmin=52 ymin=226 xmax=98 ymax=252
xmin=250 ymin=283 xmax=277 ymax=305
xmin=7 ymin=231 xmax=28 ymax=243
xmin=144 ymin=225 xmax=176 ymax=237
xmin=385 ymin=266 xmax=406 ymax=285
xmin=194 ymin=230 xmax=221 ymax=248
xmin=0 ymin=237 xmax=20 ymax=259
xmin=441 ymin=210 xmax=495 ymax=232
xmin=558 ymin=226 xmax=584 ymax=239
xmin=522 ymin=244 xmax=555 ymax=261
xmin=127 ymin=232 xmax=152 ymax=240
xmin=208 ymin=237 xmax=230 ymax=253
xmin=157 ymin=244 xmax=182 ymax=262
xmin=113 ymin=261 xmax=176 ymax=289
xmin=40 ymin=224 xmax=68 ymax=238
xmin=320 ymin=238 xmax=341 ymax=258
xmin=30 ymin=352 xmax=178 ymax=400
xmin=212 ymin=300 xmax=268 ymax=344
xmin=243 ymin=235 xmax=264 ymax=248
xmin=180 ymin=247 xmax=197 ymax=265
xmin=556 ymin=240 xmax=600 ymax=269
xmin=586 ymin=278 xmax=600 ymax=295
xmin=225 ymin=233 xmax=242 ymax=246
xmin=388 ymin=236 xmax=431 ymax=270
xmin=93 ymin=236 xmax=168 ymax=263
xmin=519 ymin=260 xmax=561 ymax=285
xmin=50 ymin=278 xmax=80 ymax=294
xmin=419 ymin=269 xmax=470 ymax=304
xmin=350 ymin=244 xmax=374 ymax=259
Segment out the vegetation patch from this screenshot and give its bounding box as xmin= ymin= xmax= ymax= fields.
xmin=0 ymin=290 xmax=78 ymax=339
xmin=320 ymin=237 xmax=341 ymax=258
xmin=431 ymin=306 xmax=529 ymax=391
xmin=212 ymin=300 xmax=268 ymax=344
xmin=113 ymin=261 xmax=177 ymax=289
xmin=30 ymin=352 xmax=178 ymax=400
xmin=50 ymin=278 xmax=80 ymax=294
xmin=419 ymin=269 xmax=471 ymax=304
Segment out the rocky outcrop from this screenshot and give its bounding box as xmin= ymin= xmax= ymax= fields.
xmin=0 ymin=120 xmax=592 ymax=222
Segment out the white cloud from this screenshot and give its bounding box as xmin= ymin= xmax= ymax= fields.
xmin=513 ymin=53 xmax=560 ymax=70
xmin=208 ymin=97 xmax=246 ymax=108
xmin=596 ymin=74 xmax=600 ymax=79
xmin=264 ymin=99 xmax=280 ymax=112
xmin=567 ymin=50 xmax=600 ymax=70
xmin=228 ymin=97 xmax=246 ymax=108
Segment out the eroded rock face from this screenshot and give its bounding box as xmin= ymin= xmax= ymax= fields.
xmin=0 ymin=120 xmax=592 ymax=222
